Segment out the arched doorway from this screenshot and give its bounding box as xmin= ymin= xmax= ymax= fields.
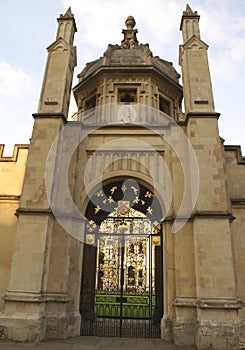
xmin=80 ymin=179 xmax=163 ymax=338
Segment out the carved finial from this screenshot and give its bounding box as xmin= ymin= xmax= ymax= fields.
xmin=125 ymin=16 xmax=136 ymax=29
xmin=60 ymin=7 xmax=73 ymax=18
xmin=65 ymin=7 xmax=72 ymax=16
xmin=186 ymin=4 xmax=193 ymax=14
xmin=183 ymin=4 xmax=199 ymax=16
xmin=121 ymin=16 xmax=139 ymax=49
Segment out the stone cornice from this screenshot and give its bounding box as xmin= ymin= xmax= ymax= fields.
xmin=15 ymin=207 xmax=87 ymax=223
xmin=193 ymin=210 xmax=233 ymax=219
xmin=164 ymin=210 xmax=234 ymax=223
xmin=15 ymin=207 xmax=54 ymax=217
xmin=80 ymin=122 xmax=171 ymax=130
xmin=231 ymin=198 xmax=245 ymax=207
xmin=178 ymin=112 xmax=220 ymax=126
xmin=86 ymin=149 xmax=165 ymax=156
xmin=74 ymin=65 xmax=182 ymax=94
xmin=186 ymin=111 xmax=220 ymax=118
xmin=32 ymin=112 xmax=67 ymax=124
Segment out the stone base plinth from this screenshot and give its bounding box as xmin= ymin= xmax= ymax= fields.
xmin=0 ymin=316 xmax=46 ymax=342
xmin=161 ymin=315 xmax=174 ymax=342
xmin=173 ymin=318 xmax=196 ymax=347
xmin=0 ymin=311 xmax=81 ymax=342
xmin=195 ymin=321 xmax=239 ymax=350
xmin=45 ymin=311 xmax=81 ymax=339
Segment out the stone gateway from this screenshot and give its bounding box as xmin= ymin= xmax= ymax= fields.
xmin=0 ymin=5 xmax=244 ymax=350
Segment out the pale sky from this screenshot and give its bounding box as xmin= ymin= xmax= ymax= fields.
xmin=0 ymin=0 xmax=244 ymax=155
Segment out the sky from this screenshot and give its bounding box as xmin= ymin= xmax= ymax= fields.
xmin=0 ymin=0 xmax=244 ymax=155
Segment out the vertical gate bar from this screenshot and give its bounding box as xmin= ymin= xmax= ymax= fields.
xmin=149 ymin=234 xmax=153 ymax=337
xmin=119 ymin=234 xmax=125 ymax=337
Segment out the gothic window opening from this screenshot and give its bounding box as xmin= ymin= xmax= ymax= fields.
xmin=159 ymin=95 xmax=171 ymax=116
xmin=84 ymin=94 xmax=96 ymax=112
xmin=118 ymin=89 xmax=137 ymax=104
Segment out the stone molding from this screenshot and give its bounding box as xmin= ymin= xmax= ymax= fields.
xmin=75 ymin=66 xmax=182 ymax=91
xmin=164 ymin=210 xmax=234 ymax=222
xmin=196 ymin=298 xmax=244 ymax=309
xmin=173 ymin=297 xmax=244 ymax=309
xmin=15 ymin=207 xmax=87 ymax=224
xmin=4 ymin=291 xmax=69 ymax=303
xmin=15 ymin=207 xmax=54 ymax=217
xmin=231 ymin=198 xmax=245 ymax=207
xmin=178 ymin=111 xmax=220 ymax=126
xmin=86 ymin=149 xmax=165 ymax=156
xmin=32 ymin=112 xmax=67 ymax=124
xmin=173 ymin=297 xmax=197 ymax=307
xmin=0 ymin=195 xmax=20 ymax=201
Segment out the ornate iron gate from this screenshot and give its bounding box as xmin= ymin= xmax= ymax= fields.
xmin=80 ymin=215 xmax=163 ymax=338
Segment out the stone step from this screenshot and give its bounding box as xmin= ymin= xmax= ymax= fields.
xmin=0 ymin=337 xmax=197 ymax=350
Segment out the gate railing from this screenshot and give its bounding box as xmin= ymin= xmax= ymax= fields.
xmin=94 ymin=292 xmax=155 ymax=319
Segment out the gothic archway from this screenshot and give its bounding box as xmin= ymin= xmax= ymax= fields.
xmin=80 ymin=179 xmax=163 ymax=338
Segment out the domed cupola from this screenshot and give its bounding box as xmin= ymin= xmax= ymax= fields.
xmin=73 ymin=16 xmax=183 ymax=122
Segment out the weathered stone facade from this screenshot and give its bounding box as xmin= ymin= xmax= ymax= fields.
xmin=0 ymin=5 xmax=244 ymax=350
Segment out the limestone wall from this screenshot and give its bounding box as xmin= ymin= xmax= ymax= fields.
xmin=0 ymin=145 xmax=29 ymax=309
xmin=223 ymin=145 xmax=245 ymax=199
xmin=223 ymin=145 xmax=245 ymax=328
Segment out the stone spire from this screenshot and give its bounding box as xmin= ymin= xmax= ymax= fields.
xmin=179 ymin=5 xmax=215 ymax=113
xmin=185 ymin=4 xmax=195 ymax=14
xmin=121 ymin=16 xmax=139 ymax=49
xmin=37 ymin=8 xmax=77 ymax=118
xmin=56 ymin=7 xmax=77 ymax=45
xmin=180 ymin=4 xmax=200 ymax=43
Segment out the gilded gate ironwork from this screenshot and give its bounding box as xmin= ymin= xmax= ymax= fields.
xmin=80 ymin=180 xmax=163 ymax=338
